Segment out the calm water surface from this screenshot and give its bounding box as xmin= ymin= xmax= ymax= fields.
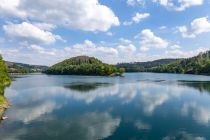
xmin=1 ymin=73 xmax=210 ymax=140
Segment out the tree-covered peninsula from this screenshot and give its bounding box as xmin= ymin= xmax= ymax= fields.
xmin=44 ymin=56 xmax=125 ymax=76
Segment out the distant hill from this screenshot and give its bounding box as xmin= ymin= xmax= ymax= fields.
xmin=5 ymin=61 xmax=48 ymax=73
xmin=116 ymin=59 xmax=177 ymax=72
xmin=44 ymin=56 xmax=125 ymax=76
xmin=148 ymin=50 xmax=210 ymax=75
xmin=148 ymin=51 xmax=210 ymax=75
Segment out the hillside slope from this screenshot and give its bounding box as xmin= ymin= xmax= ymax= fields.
xmin=116 ymin=59 xmax=177 ymax=72
xmin=44 ymin=56 xmax=125 ymax=76
xmin=148 ymin=51 xmax=210 ymax=75
xmin=5 ymin=61 xmax=48 ymax=73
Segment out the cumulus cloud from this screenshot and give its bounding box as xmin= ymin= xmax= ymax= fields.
xmin=106 ymin=32 xmax=113 ymax=36
xmin=123 ymin=12 xmax=150 ymax=26
xmin=127 ymin=0 xmax=145 ymax=6
xmin=3 ymin=22 xmax=63 ymax=44
xmin=170 ymin=44 xmax=181 ymax=49
xmin=132 ymin=13 xmax=150 ymax=23
xmin=153 ymin=0 xmax=203 ymax=11
xmin=64 ymin=40 xmax=118 ymax=56
xmin=28 ymin=44 xmax=56 ymax=56
xmin=159 ymin=26 xmax=167 ymax=30
xmin=117 ymin=44 xmax=136 ymax=53
xmin=139 ymin=29 xmax=169 ymax=51
xmin=178 ymin=17 xmax=210 ymax=38
xmin=165 ymin=47 xmax=208 ymax=58
xmin=0 ymin=0 xmax=119 ymax=32
xmin=119 ymin=38 xmax=132 ymax=44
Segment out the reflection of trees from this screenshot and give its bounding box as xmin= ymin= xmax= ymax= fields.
xmin=178 ymin=81 xmax=210 ymax=94
xmin=64 ymin=83 xmax=110 ymax=92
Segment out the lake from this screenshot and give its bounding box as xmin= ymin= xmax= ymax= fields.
xmin=1 ymin=73 xmax=210 ymax=140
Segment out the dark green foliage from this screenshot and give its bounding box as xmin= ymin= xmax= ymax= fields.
xmin=0 ymin=55 xmax=11 ymax=95
xmin=147 ymin=51 xmax=210 ymax=75
xmin=116 ymin=59 xmax=177 ymax=72
xmin=0 ymin=55 xmax=10 ymax=116
xmin=44 ymin=56 xmax=124 ymax=76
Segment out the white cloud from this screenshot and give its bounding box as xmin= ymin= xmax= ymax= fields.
xmin=28 ymin=44 xmax=56 ymax=56
xmin=0 ymin=0 xmax=119 ymax=32
xmin=106 ymin=32 xmax=113 ymax=36
xmin=127 ymin=0 xmax=145 ymax=6
xmin=3 ymin=22 xmax=62 ymax=44
xmin=175 ymin=0 xmax=203 ymax=11
xmin=117 ymin=44 xmax=136 ymax=53
xmin=123 ymin=21 xmax=133 ymax=26
xmin=165 ymin=48 xmax=208 ymax=58
xmin=159 ymin=26 xmax=167 ymax=30
xmin=170 ymin=44 xmax=181 ymax=49
xmin=32 ymin=22 xmax=56 ymax=31
xmin=123 ymin=12 xmax=150 ymax=26
xmin=119 ymin=38 xmax=132 ymax=44
xmin=0 ymin=0 xmax=27 ymax=18
xmin=65 ymin=40 xmax=118 ymax=56
xmin=132 ymin=13 xmax=150 ymax=23
xmin=139 ymin=29 xmax=169 ymax=51
xmin=178 ymin=17 xmax=210 ymax=38
xmin=153 ymin=0 xmax=203 ymax=11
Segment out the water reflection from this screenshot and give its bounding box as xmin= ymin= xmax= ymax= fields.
xmin=64 ymin=83 xmax=111 ymax=92
xmin=162 ymin=131 xmax=206 ymax=140
xmin=182 ymin=102 xmax=210 ymax=125
xmin=2 ymin=74 xmax=210 ymax=140
xmin=134 ymin=120 xmax=151 ymax=130
xmin=178 ymin=81 xmax=210 ymax=94
xmin=1 ymin=112 xmax=120 ymax=140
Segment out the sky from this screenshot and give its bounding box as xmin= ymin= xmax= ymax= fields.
xmin=0 ymin=0 xmax=210 ymax=66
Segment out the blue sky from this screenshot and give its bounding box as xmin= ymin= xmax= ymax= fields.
xmin=0 ymin=0 xmax=210 ymax=65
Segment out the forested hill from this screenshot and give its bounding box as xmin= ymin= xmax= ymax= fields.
xmin=116 ymin=59 xmax=177 ymax=72
xmin=5 ymin=61 xmax=48 ymax=73
xmin=148 ymin=50 xmax=210 ymax=75
xmin=44 ymin=56 xmax=125 ymax=76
